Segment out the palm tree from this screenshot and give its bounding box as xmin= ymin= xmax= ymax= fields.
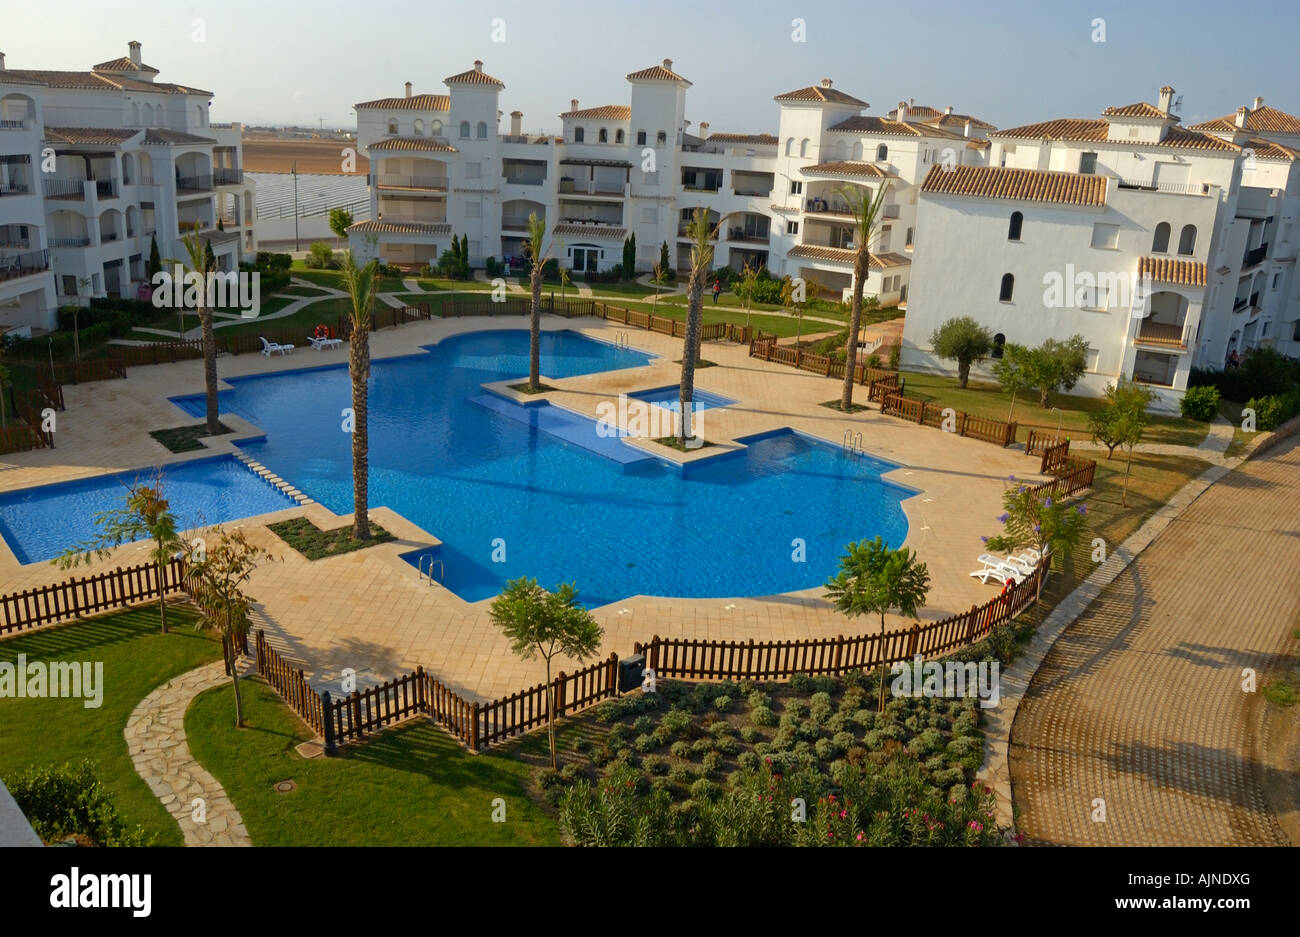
xmin=650 ymin=263 xmax=667 ymax=314
xmin=340 ymin=251 xmax=379 ymax=540
xmin=524 ymin=212 xmax=554 ymax=392
xmin=838 ymin=181 xmax=890 ymax=411
xmin=678 ymin=207 xmax=717 ymax=445
xmin=178 ymin=224 xmax=221 ymax=435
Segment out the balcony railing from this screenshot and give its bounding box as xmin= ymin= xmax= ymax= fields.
xmin=1233 ymin=296 xmax=1249 ymax=312
xmin=1134 ymin=319 xmax=1188 ymax=349
xmin=1115 ymin=177 xmax=1212 ymax=196
xmin=0 ymin=248 xmax=50 ymax=281
xmin=883 ymin=204 xmax=901 ymax=219
xmin=501 ymin=215 xmax=539 ymax=230
xmin=95 ymin=179 xmax=118 ymax=199
xmin=0 ymin=181 xmax=31 ymax=196
xmin=43 ymin=178 xmax=86 ymax=199
xmin=1131 ymin=372 xmax=1176 ymax=387
xmin=1243 ymin=244 xmax=1268 ymax=268
xmin=213 ymin=168 xmax=243 ymax=185
xmin=805 ymin=198 xmax=852 ymax=215
xmin=176 ymin=174 xmax=213 ymax=193
xmin=0 ymin=119 xmax=27 ymax=130
xmin=49 ymin=236 xmax=90 ymax=248
xmin=502 ymin=176 xmax=545 ymax=186
xmin=733 ymin=186 xmax=772 ymax=197
xmin=375 ymin=174 xmax=448 ymax=191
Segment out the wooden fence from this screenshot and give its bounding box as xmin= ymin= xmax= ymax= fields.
xmin=254 ymin=631 xmax=324 ymax=735
xmin=1025 ymin=428 xmax=1066 ymax=457
xmin=1038 ymin=438 xmax=1072 ymax=475
xmin=0 ymin=558 xmax=188 ymax=634
xmin=1027 ymin=456 xmax=1097 ymax=499
xmin=880 ymin=393 xmax=1018 ymax=447
xmin=748 ymin=338 xmax=900 ymax=387
xmin=42 ymin=355 xmax=127 ymax=385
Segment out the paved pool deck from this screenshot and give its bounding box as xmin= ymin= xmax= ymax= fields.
xmin=0 ymin=316 xmax=1045 ymax=702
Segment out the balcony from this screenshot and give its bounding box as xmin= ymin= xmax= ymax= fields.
xmin=1242 ymin=244 xmax=1268 ymax=268
xmin=213 ymin=168 xmax=243 ymax=186
xmin=502 ymin=175 xmax=546 ymax=187
xmin=1114 ymin=177 xmax=1212 ymax=197
xmin=0 ymin=248 xmax=49 ymax=282
xmin=804 ymin=197 xmax=853 ymax=217
xmin=558 ymin=179 xmax=626 ymax=198
xmin=0 ymin=180 xmax=32 ymax=197
xmin=43 ymin=178 xmax=86 ymax=200
xmin=0 ymin=119 xmax=29 ymax=131
xmin=1233 ymin=295 xmax=1250 ymax=312
xmin=49 ymin=235 xmax=90 ymax=248
xmin=95 ymin=179 xmax=118 ymax=199
xmin=176 ymin=174 xmax=213 ymax=194
xmin=501 ymin=215 xmax=539 ymax=231
xmin=375 ymin=173 xmax=448 ymax=192
xmin=1134 ymin=319 xmax=1189 ymax=350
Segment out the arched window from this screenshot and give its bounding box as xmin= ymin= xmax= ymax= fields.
xmin=459 ymin=121 xmax=470 ymax=138
xmin=413 ymin=119 xmax=424 ymax=136
xmin=598 ymin=128 xmax=607 ymax=143
xmin=574 ymin=127 xmax=584 ymax=143
xmin=1177 ymin=224 xmax=1196 ymax=256
xmin=1152 ymin=221 xmax=1171 ymax=253
xmin=992 ymin=333 xmax=1006 ymax=358
xmin=837 ymin=139 xmax=850 ymax=160
xmin=131 ymin=102 xmax=140 ymax=125
xmin=1008 ymin=211 xmax=1023 ymax=241
xmin=852 ymin=141 xmax=863 ymax=160
xmin=197 ymin=105 xmax=205 ymax=127
xmin=785 ymin=137 xmax=794 ymax=156
xmin=876 ymin=144 xmax=888 ymax=161
xmin=799 ymin=138 xmax=809 ymax=157
xmin=615 ymin=129 xmax=624 ymax=144
xmin=387 ymin=118 xmax=398 ymax=134
xmin=477 ymin=121 xmax=488 ymax=139
xmin=999 ymin=273 xmax=1014 ymax=301
xmin=430 ymin=120 xmax=442 ymax=135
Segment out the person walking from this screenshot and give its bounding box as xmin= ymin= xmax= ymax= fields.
xmin=712 ymin=279 xmax=722 ymax=304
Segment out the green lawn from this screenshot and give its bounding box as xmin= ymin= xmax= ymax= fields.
xmin=290 ymin=264 xmax=406 ymax=294
xmin=898 ymin=370 xmax=1209 ymax=448
xmin=0 ymin=606 xmax=222 ymax=846
xmin=186 ymin=679 xmax=559 ymax=846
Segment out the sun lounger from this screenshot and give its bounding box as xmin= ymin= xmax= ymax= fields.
xmin=260 ymin=336 xmax=294 ymax=356
xmin=307 ymin=334 xmax=343 ymax=351
xmin=969 ymin=563 xmax=1026 ymax=585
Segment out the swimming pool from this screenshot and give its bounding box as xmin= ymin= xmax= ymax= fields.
xmin=625 ymin=384 xmax=736 ymax=412
xmin=2 ymin=329 xmax=913 ymax=605
xmin=0 ymin=456 xmax=298 ymax=565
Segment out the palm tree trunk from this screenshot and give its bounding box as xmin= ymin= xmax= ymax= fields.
xmin=679 ymin=267 xmax=706 ymax=444
xmin=200 ymin=303 xmax=220 ymax=435
xmin=349 ymin=315 xmax=371 ymax=540
xmin=530 ymin=268 xmax=543 ymax=391
xmin=841 ymin=252 xmax=869 ymax=410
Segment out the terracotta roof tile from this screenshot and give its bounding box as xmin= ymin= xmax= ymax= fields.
xmin=349 ymin=220 xmax=452 ymax=236
xmin=93 ymin=56 xmax=160 ymax=75
xmin=444 ymin=66 xmax=505 ymax=88
xmin=921 ymin=164 xmax=1108 ymax=207
xmin=369 ymin=137 xmax=457 ymax=153
xmin=1102 ymin=102 xmax=1173 ymax=119
xmin=827 ymin=116 xmax=924 ymax=137
xmin=552 ymin=223 xmax=626 ymax=241
xmin=786 ymin=245 xmax=912 ymax=268
xmin=885 ymin=104 xmax=996 ymax=130
xmin=44 ymin=126 xmax=138 ymax=145
xmin=925 ymin=113 xmax=998 ymax=131
xmin=1241 ymin=137 xmax=1300 ymax=161
xmin=1138 ymin=256 xmax=1206 ymax=287
xmin=991 ymin=117 xmax=1239 ymax=152
xmin=562 ymin=105 xmax=632 ymax=120
xmin=775 ymin=85 xmax=868 ymax=108
xmin=142 ymin=128 xmax=217 ymax=145
xmin=705 ymin=132 xmax=778 ymax=145
xmin=1 ymin=69 xmax=209 ymax=94
xmin=801 ymin=160 xmax=893 ymax=178
xmin=626 ymin=64 xmax=690 ymax=83
xmin=354 ymin=93 xmax=450 ymax=111
xmin=1189 ymin=105 xmax=1300 ymax=135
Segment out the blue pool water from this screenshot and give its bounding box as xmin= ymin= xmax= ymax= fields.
xmin=0 ymin=456 xmax=297 ymax=564
xmin=1 ymin=330 xmax=913 ymax=605
xmin=625 ymin=384 xmax=736 ymax=412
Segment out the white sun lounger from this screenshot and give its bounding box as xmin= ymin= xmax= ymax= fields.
xmin=307 ymin=334 xmax=343 ymax=351
xmin=260 ymin=336 xmax=294 ymax=356
xmin=969 ymin=563 xmax=1025 ymax=585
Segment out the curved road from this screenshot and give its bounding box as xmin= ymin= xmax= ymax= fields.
xmin=1010 ymin=434 xmax=1299 ymax=846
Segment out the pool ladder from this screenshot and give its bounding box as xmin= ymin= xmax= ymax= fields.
xmin=842 ymin=430 xmax=863 ymax=456
xmin=614 ymin=330 xmax=630 ymax=350
xmin=418 ymin=555 xmax=445 ymax=585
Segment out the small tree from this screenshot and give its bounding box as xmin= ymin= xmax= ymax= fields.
xmin=985 ymin=485 xmax=1089 ymax=603
xmin=659 ymin=240 xmax=671 ymax=277
xmin=55 ymin=476 xmax=183 ymax=633
xmin=185 ymin=527 xmax=275 ymax=728
xmin=329 ymin=207 xmax=354 ymax=241
xmin=824 ymin=536 xmax=930 ymax=711
xmin=178 ymin=224 xmax=222 ymax=435
xmin=622 ymin=234 xmax=636 ymax=279
xmin=1028 ymin=335 xmax=1089 ymax=407
xmin=991 ymin=343 xmax=1038 ymax=423
xmin=734 ymin=261 xmax=761 ymax=328
xmin=929 ymin=317 xmax=993 ymax=388
xmin=147 ymin=234 xmax=162 ymax=279
xmin=1090 ymin=380 xmax=1155 ymax=505
xmin=489 ymin=578 xmax=604 ymax=768
xmin=650 ymin=263 xmax=667 ymax=313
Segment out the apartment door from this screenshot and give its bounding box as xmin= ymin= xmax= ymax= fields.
xmin=573 ymin=247 xmax=598 ymax=272
xmin=103 ymin=259 xmax=123 ymax=298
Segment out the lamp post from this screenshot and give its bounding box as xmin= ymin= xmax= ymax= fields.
xmin=292 ymin=161 xmax=300 ymax=251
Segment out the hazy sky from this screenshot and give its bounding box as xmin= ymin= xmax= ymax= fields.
xmin=8 ymin=0 xmax=1299 ymax=134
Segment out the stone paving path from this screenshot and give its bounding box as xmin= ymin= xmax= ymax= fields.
xmin=125 ymin=660 xmax=253 ymax=847
xmin=1004 ymin=429 xmax=1299 ymax=845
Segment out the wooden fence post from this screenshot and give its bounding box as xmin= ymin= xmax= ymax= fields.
xmin=833 ymin=635 xmax=844 ymax=675
xmin=470 ymin=702 xmax=481 ymax=752
xmin=350 ymin=690 xmax=362 ymax=740
xmin=321 ymin=690 xmax=336 ymax=754
xmin=415 ymin=665 xmax=426 ymax=714
xmin=555 ymin=671 xmax=567 ymax=717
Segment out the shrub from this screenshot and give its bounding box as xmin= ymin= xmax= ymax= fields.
xmin=945 ymin=735 xmax=985 ymax=772
xmin=739 ymin=726 xmax=759 ymax=744
xmin=1245 ymin=391 xmax=1300 ymax=431
xmin=633 ymin=733 xmax=657 ymax=753
xmin=700 ymin=751 xmax=722 ymax=774
xmin=305 ymin=241 xmax=338 ymax=269
xmin=714 ymin=735 xmax=739 ymax=755
xmin=746 ymin=690 xmax=772 ymax=711
xmin=690 ymin=778 xmax=720 ymax=801
xmin=1180 ymin=384 xmax=1221 ymax=421
xmin=713 ymin=694 xmax=733 ymax=713
xmin=907 ymin=728 xmax=946 ymax=757
xmin=813 ymin=737 xmax=836 ymax=761
xmin=8 ymin=761 xmax=155 ymax=847
xmin=632 ymin=715 xmax=655 ymax=735
xmin=832 ymin=730 xmax=857 ymax=753
xmin=789 ymin=673 xmax=814 ymax=693
xmin=691 ymin=738 xmax=714 ymax=756
xmin=667 ymin=764 xmax=694 ymax=785
xmin=660 ymin=708 xmax=692 ymax=737
xmin=750 ymin=705 xmax=777 ymax=727
xmin=643 ymin=754 xmax=668 ymax=775
xmin=573 ymin=737 xmax=592 ymax=753
xmin=708 ymin=720 xmax=734 ymax=738
xmin=737 ymin=751 xmax=759 ymax=771
xmin=484 ymin=256 xmax=504 ymax=278
xmin=559 ymin=763 xmax=584 ymax=782
xmin=670 ymin=740 xmax=692 ymax=759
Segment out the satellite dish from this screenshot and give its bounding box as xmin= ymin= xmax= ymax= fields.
xmin=1173 ymin=95 xmax=1183 ymax=113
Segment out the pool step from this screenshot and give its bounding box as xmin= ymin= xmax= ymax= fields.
xmin=232 ymin=451 xmax=314 ymax=506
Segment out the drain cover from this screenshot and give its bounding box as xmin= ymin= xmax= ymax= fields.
xmin=274 ymin=779 xmax=297 ymax=793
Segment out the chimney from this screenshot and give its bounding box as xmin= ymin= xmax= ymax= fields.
xmin=1235 ymin=106 xmax=1249 ymax=129
xmin=0 ymin=52 xmax=6 ymax=71
xmin=570 ymin=98 xmax=579 ymax=112
xmin=510 ymin=110 xmax=522 ymax=135
xmin=699 ymin=121 xmax=710 ymax=137
xmin=964 ymin=120 xmax=971 ymax=138
xmin=1158 ymin=85 xmax=1174 ymax=116
xmin=404 ymin=81 xmax=412 ymax=99
xmin=897 ymin=100 xmax=908 ymax=121
xmin=662 ymin=58 xmax=673 ymax=70
xmin=1253 ymin=95 xmax=1264 ymax=111
xmin=945 ymin=105 xmax=953 ymax=115
xmin=820 ymin=78 xmax=833 ymax=89
xmin=128 ymin=40 xmax=142 ymax=66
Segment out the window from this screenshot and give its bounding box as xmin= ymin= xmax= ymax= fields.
xmin=388 ymin=119 xmax=399 ymax=134
xmin=413 ymin=119 xmax=424 ymax=136
xmin=598 ymin=128 xmax=608 ymax=143
xmin=1273 ymin=273 xmax=1282 ymax=289
xmin=876 ymin=144 xmax=888 ymax=161
xmin=799 ymin=138 xmax=810 ymax=158
xmin=465 ymin=202 xmax=481 ymax=218
xmin=992 ymin=333 xmax=1006 ymax=358
xmin=430 ymin=120 xmax=442 ymax=135
xmin=477 ymin=121 xmax=488 ymax=139
xmin=1090 ymin=223 xmax=1119 ymax=249
xmin=879 ymin=225 xmax=891 ymax=251
xmin=1079 ymin=152 xmax=1098 ymax=174
xmin=785 ymin=138 xmax=794 ymax=156
xmin=1152 ymin=221 xmax=1171 ymax=253
xmin=999 ymin=273 xmax=1014 ymax=301
xmin=61 ymin=274 xmax=77 ymax=295
xmin=789 ymin=180 xmax=802 ymax=195
xmin=637 ymin=130 xmax=647 ymax=146
xmin=641 ymin=206 xmax=656 ymax=223
xmin=787 ymin=221 xmax=799 ymax=235
xmin=459 ymin=121 xmax=470 ymax=138
xmin=574 ymin=127 xmax=584 ymax=143
xmin=1293 ymin=320 xmax=1300 ymax=342
xmin=657 ymin=130 xmax=667 ymax=145
xmin=615 ymin=129 xmax=624 ymax=144
xmin=1008 ymin=211 xmax=1023 ymax=241
xmin=1177 ymin=224 xmax=1196 ymax=256
xmin=905 ymin=227 xmax=914 ymax=248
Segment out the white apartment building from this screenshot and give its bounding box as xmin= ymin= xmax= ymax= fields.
xmin=903 ymin=86 xmax=1300 ymax=409
xmin=0 ymin=42 xmax=257 ymax=335
xmin=348 ymin=60 xmax=993 ymax=307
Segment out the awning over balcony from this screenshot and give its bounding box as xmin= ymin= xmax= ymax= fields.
xmin=552 ymin=223 xmax=626 ymax=240
xmin=787 ymin=245 xmax=912 ymax=268
xmin=1137 ymin=255 xmax=1206 ymax=287
xmin=801 ymin=160 xmax=895 ymax=179
xmin=559 ymin=157 xmax=633 ymax=168
xmin=349 ymin=220 xmax=451 ymax=236
xmin=370 ymin=137 xmax=458 ymax=153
